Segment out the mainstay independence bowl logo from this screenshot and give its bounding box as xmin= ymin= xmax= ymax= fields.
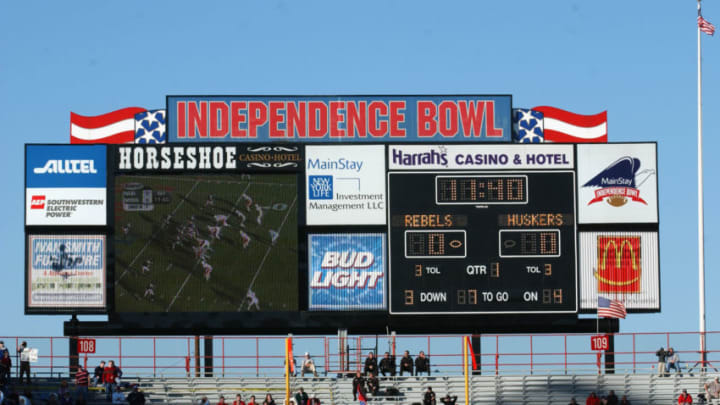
xmin=582 ymin=156 xmax=655 ymax=207
xmin=594 ymin=236 xmax=641 ymax=293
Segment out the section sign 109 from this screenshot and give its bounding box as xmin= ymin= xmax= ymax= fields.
xmin=388 ymin=171 xmax=577 ymax=314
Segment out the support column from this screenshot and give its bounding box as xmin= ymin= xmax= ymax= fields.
xmin=68 ymin=315 xmax=79 ymax=377
xmin=605 ymin=334 xmax=615 ymax=374
xmin=471 ymin=335 xmax=481 ymax=375
xmin=204 ymin=336 xmax=213 ymax=377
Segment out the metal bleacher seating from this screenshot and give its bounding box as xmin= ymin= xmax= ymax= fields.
xmin=9 ymin=372 xmax=720 ymax=404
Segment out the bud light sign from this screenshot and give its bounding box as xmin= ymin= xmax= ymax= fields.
xmin=308 ymin=233 xmax=386 ymax=311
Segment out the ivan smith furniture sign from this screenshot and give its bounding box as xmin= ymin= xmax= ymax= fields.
xmin=167 ymin=95 xmax=512 ymax=143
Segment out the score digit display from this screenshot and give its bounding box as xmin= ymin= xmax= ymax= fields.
xmin=389 ymin=171 xmax=577 ymax=314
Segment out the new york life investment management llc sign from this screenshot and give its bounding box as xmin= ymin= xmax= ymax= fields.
xmin=166 ymin=95 xmax=512 ymax=143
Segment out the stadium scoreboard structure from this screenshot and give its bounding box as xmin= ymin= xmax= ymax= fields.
xmin=22 ymin=95 xmax=660 ymax=335
xmin=388 ymin=170 xmax=577 ymax=314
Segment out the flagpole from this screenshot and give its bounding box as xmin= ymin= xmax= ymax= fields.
xmin=697 ymin=0 xmax=707 ymax=371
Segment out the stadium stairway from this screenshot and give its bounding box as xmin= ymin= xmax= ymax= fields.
xmin=4 ymin=373 xmax=718 ymax=404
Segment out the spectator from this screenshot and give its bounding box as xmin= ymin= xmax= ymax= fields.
xmin=366 ymin=372 xmax=380 ymax=395
xmin=400 ymin=351 xmax=414 ymax=376
xmin=217 ymin=394 xmax=228 ymax=405
xmin=619 ymin=396 xmax=631 ymax=405
xmin=309 ymin=393 xmax=321 ymax=404
xmin=111 ymin=386 xmax=125 ymax=404
xmin=60 ymin=391 xmax=73 ymax=405
xmin=58 ymin=380 xmax=71 ymax=399
xmin=247 ymin=395 xmax=258 ymax=405
xmin=127 ymin=385 xmax=146 ymax=405
xmin=415 ymin=351 xmax=430 ymax=376
xmin=379 ymin=352 xmax=396 ymax=377
xmin=233 ymin=393 xmax=246 ymax=405
xmin=441 ymin=394 xmax=457 ymax=405
xmin=47 ymin=393 xmax=60 ymax=405
xmin=0 ymin=350 xmax=11 ymax=384
xmin=364 ymin=352 xmax=378 ymax=376
xmin=19 ymin=390 xmax=33 ymax=405
xmin=93 ymin=361 xmax=105 ymax=385
xmin=423 ymin=387 xmax=437 ymax=405
xmin=569 ymin=398 xmax=578 ymax=405
xmin=705 ymin=377 xmax=720 ymax=402
xmin=301 ymin=353 xmax=318 ymax=377
xmin=295 ymin=388 xmax=308 ymax=405
xmin=678 ymin=389 xmax=692 ymax=404
xmin=17 ymin=341 xmax=31 ymax=385
xmin=75 ymin=366 xmax=89 ymax=401
xmin=262 ymin=393 xmax=276 ymax=405
xmin=352 ymin=371 xmax=365 ymax=400
xmin=586 ymin=392 xmax=600 ymax=405
xmin=115 ymin=363 xmax=124 ymax=387
xmin=667 ymin=348 xmax=682 ymax=375
xmin=606 ymin=390 xmax=618 ymax=405
xmin=0 ymin=341 xmax=9 ymax=360
xmin=199 ymin=396 xmax=211 ymax=405
xmin=103 ymin=360 xmax=119 ymax=401
xmin=656 ymin=347 xmax=667 ymax=376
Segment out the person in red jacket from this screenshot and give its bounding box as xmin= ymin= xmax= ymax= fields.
xmin=233 ymin=393 xmax=246 ymax=405
xmin=678 ymin=389 xmax=692 ymax=404
xmin=586 ymin=392 xmax=600 ymax=405
xmin=103 ymin=360 xmax=118 ymax=401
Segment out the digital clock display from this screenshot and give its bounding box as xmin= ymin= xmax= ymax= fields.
xmin=436 ymin=175 xmax=528 ymax=205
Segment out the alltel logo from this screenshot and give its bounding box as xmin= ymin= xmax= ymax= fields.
xmin=33 ymin=159 xmax=98 ymax=174
xmin=30 ymin=195 xmax=46 ymax=209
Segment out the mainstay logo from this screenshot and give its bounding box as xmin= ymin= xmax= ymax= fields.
xmin=582 ymin=156 xmax=655 ymax=207
xmin=33 ymin=159 xmax=98 ymax=175
xmin=594 ymin=236 xmax=641 ymax=293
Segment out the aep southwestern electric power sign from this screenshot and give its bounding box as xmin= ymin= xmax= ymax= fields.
xmin=308 ymin=233 xmax=386 ymax=311
xmin=25 ymin=145 xmax=107 ymax=226
xmin=167 ymin=95 xmax=512 ymax=143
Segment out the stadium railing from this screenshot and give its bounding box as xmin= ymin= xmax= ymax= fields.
xmin=0 ymin=331 xmax=718 ymax=379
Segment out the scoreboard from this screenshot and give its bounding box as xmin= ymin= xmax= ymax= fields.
xmin=388 ymin=171 xmax=577 ymax=314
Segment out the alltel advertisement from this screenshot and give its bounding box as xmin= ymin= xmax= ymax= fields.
xmin=579 ymin=231 xmax=659 ymax=311
xmin=27 ymin=235 xmax=106 ymax=309
xmin=305 ymin=145 xmax=386 ymax=225
xmin=308 ymin=233 xmax=386 ymax=311
xmin=577 ymin=143 xmax=658 ymax=224
xmin=26 ymin=145 xmax=107 ymax=226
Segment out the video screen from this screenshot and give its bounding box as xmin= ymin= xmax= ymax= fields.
xmin=114 ymin=174 xmax=298 ymax=312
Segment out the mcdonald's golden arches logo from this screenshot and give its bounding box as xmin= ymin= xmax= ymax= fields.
xmin=594 ymin=236 xmax=641 ymax=293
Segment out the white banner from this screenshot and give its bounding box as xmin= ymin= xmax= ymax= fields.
xmin=305 ymin=145 xmax=386 ymax=225
xmin=577 ymin=143 xmax=658 ymax=224
xmin=27 ymin=235 xmax=106 ymax=309
xmin=579 ymin=231 xmax=659 ymax=310
xmin=388 ymin=144 xmax=574 ymax=170
xmin=26 ymin=188 xmax=107 ymax=226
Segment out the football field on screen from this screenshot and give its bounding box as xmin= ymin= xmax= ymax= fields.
xmin=113 ymin=174 xmax=298 ymax=312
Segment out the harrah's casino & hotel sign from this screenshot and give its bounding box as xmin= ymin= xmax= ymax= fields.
xmin=166 ymin=96 xmax=512 ymax=143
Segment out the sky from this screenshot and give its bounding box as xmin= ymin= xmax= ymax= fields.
xmin=1 ymin=0 xmax=719 ymax=344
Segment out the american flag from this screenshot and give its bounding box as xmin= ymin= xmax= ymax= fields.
xmin=699 ymin=15 xmax=716 ymax=36
xmin=70 ymin=107 xmax=167 ymax=144
xmin=598 ymin=296 xmax=626 ymax=319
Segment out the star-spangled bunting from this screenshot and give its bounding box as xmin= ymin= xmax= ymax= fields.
xmin=513 ymin=108 xmax=545 ymax=143
xmin=134 ymin=110 xmax=166 ymax=144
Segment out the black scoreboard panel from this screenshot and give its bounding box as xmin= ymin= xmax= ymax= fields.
xmin=388 ymin=171 xmax=577 ymax=314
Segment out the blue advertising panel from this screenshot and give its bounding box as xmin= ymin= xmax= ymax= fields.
xmin=26 ymin=145 xmax=107 ymax=188
xmin=167 ymin=95 xmax=512 ymax=143
xmin=308 ymin=233 xmax=386 ymax=310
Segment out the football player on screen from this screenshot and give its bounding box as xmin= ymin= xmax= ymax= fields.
xmin=208 ymin=225 xmax=222 ymax=240
xmin=242 ymin=193 xmax=253 ymax=210
xmin=234 ymin=209 xmax=246 ymax=228
xmin=255 ymin=204 xmax=264 ymax=225
xmin=202 ymin=260 xmax=213 ymax=281
xmin=214 ymin=214 xmax=229 ymax=227
xmin=240 ymin=231 xmax=251 ymax=249
xmin=269 ymin=229 xmax=279 ymax=245
xmin=247 ymin=288 xmax=260 ymax=310
xmin=141 ymin=260 xmax=152 ymax=274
